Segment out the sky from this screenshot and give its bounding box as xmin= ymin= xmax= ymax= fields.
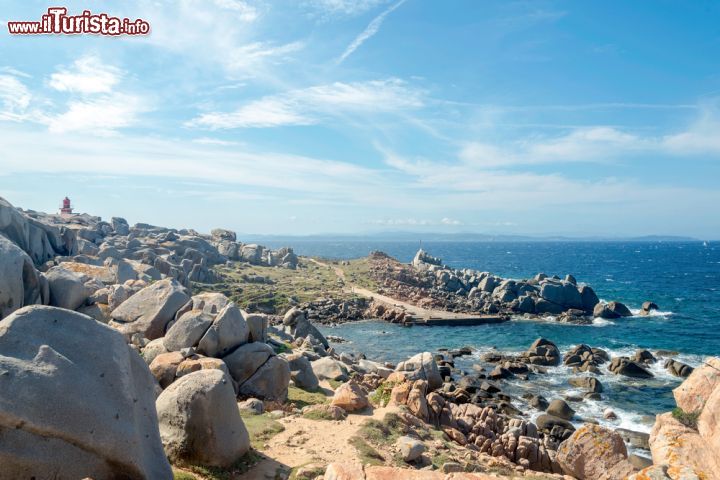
xmin=1 ymin=0 xmax=719 ymax=238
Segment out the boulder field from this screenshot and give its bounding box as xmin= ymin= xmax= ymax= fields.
xmin=0 ymin=196 xmax=714 ymax=480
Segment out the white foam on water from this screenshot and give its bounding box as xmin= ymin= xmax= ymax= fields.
xmin=629 ymin=308 xmax=674 ymax=317
xmin=592 ymin=317 xmax=615 ymax=326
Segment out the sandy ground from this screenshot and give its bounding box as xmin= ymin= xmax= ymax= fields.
xmin=245 ymin=404 xmax=397 ymax=479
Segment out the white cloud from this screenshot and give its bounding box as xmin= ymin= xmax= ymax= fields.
xmin=440 ymin=217 xmax=462 ymax=225
xmin=0 ymin=74 xmax=31 ymax=120
xmin=47 ymin=93 xmax=148 ymax=136
xmin=662 ymin=107 xmax=720 ymax=155
xmin=211 ymin=0 xmax=260 ymax=21
xmin=337 ymin=0 xmax=406 ymax=64
xmin=49 ymin=56 xmax=121 ymax=94
xmin=190 ymin=78 xmax=424 ymax=128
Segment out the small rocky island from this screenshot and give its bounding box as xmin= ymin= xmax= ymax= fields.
xmin=0 ymin=195 xmax=715 ymax=480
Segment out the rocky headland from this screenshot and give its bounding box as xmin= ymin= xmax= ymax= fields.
xmin=0 ymin=195 xmax=715 ymax=480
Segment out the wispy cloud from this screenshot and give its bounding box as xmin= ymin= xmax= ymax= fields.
xmin=306 ymin=0 xmax=390 ymax=18
xmin=336 ymin=0 xmax=406 ymax=64
xmin=48 ymin=56 xmax=121 ymax=94
xmin=0 ymin=74 xmax=31 ymax=121
xmin=47 ymin=94 xmax=148 ymax=136
xmin=189 ymin=78 xmax=424 ymax=128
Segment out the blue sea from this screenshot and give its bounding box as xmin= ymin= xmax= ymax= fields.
xmin=268 ymin=240 xmax=720 ymax=438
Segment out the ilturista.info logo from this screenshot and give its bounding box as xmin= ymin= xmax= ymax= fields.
xmin=7 ymin=7 xmax=150 ymax=36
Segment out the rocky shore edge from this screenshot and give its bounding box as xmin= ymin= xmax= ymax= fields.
xmin=0 ymin=195 xmax=716 ymax=480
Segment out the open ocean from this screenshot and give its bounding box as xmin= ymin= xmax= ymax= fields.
xmin=266 ymin=240 xmax=720 ymax=439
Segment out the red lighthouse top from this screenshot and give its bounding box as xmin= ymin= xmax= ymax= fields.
xmin=60 ymin=197 xmax=74 ymax=215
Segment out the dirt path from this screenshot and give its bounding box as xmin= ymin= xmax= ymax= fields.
xmin=246 ymin=405 xmax=397 ymax=479
xmin=308 ymin=258 xmax=487 ymax=321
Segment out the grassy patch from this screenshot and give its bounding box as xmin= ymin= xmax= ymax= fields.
xmin=173 ymin=469 xmax=198 ymax=480
xmin=369 ymin=381 xmax=398 ymax=407
xmin=672 ymin=407 xmax=701 ymax=429
xmin=289 ymin=463 xmax=326 ymax=480
xmin=338 ymin=258 xmax=378 ymax=291
xmin=327 ymin=379 xmax=344 ymax=390
xmin=349 ymin=436 xmax=385 ymax=466
xmin=287 ymin=386 xmax=328 ymax=409
xmin=214 ymin=258 xmax=349 ymax=313
xmin=240 ymin=412 xmax=285 ymax=449
xmin=177 ymin=450 xmax=262 ymax=480
xmin=358 ymin=413 xmax=407 ymax=446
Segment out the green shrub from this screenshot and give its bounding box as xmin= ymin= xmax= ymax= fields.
xmin=672 ymin=407 xmax=700 ymax=429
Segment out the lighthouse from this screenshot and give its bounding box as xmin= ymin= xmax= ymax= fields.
xmin=59 ymin=196 xmax=74 ymax=216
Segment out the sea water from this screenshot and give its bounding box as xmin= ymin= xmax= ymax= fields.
xmin=266 ymin=240 xmax=720 ymax=437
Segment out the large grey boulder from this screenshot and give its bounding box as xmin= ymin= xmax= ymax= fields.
xmin=0 ymin=306 xmax=171 ymax=479
xmin=593 ymin=301 xmax=633 ymax=319
xmin=156 ymin=369 xmax=250 ymax=467
xmin=311 ymin=356 xmax=349 ymax=381
xmin=579 ymin=285 xmax=600 ymax=312
xmin=283 ymin=307 xmax=329 ymax=347
xmin=539 ymin=281 xmax=583 ymax=309
xmin=285 ymin=352 xmax=320 ymax=390
xmin=45 ymin=265 xmax=90 ymax=311
xmin=0 ymin=235 xmax=42 ymax=318
xmin=223 ymin=341 xmax=275 ymax=385
xmin=163 ymin=309 xmax=214 ymax=352
xmin=238 ymin=355 xmax=291 ymax=401
xmin=395 ymin=352 xmax=443 ymax=391
xmin=197 ymin=303 xmax=249 ymax=358
xmin=109 ymin=278 xmax=190 ymax=340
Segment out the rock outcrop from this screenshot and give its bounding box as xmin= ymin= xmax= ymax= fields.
xmin=0 ymin=306 xmax=171 ymax=479
xmin=156 ymin=369 xmax=250 ymax=467
xmin=556 ymin=424 xmax=636 ymax=480
xmin=0 ymin=235 xmax=43 ymax=319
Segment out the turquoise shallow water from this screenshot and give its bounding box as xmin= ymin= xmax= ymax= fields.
xmin=265 ymin=240 xmax=720 ymax=435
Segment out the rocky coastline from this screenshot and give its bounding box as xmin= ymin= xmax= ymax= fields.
xmin=0 ymin=195 xmax=716 ymax=480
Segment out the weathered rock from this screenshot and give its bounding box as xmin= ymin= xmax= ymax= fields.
xmin=109 ymin=278 xmax=190 ymax=340
xmin=395 ymin=352 xmax=443 ymax=391
xmin=650 ymin=412 xmax=720 ymax=478
xmin=196 ymin=303 xmax=249 ymax=357
xmin=223 ymin=341 xmax=275 ymax=385
xmin=593 ymin=301 xmax=632 ymax=319
xmin=522 ymin=338 xmax=561 ymax=366
xmin=156 ymin=369 xmax=250 ymax=467
xmin=664 ymin=358 xmax=694 ymax=378
xmin=608 ymin=357 xmax=654 ymax=378
xmin=45 ymin=265 xmax=90 ymax=311
xmin=579 ymin=285 xmax=600 ymax=312
xmin=673 ymin=358 xmax=720 ymax=413
xmin=0 ymin=235 xmax=42 ymax=318
xmin=397 ymin=436 xmax=425 ymax=462
xmin=286 ymin=352 xmax=320 ymax=390
xmin=539 ymin=280 xmax=583 ymax=309
xmin=150 ymin=351 xmax=185 ymax=388
xmin=331 ymin=381 xmax=369 ymax=412
xmin=238 ymin=398 xmax=264 ymax=415
xmin=245 ymin=312 xmax=269 ymax=343
xmin=312 ymin=356 xmax=350 ymax=381
xmin=557 ymin=423 xmax=636 ymax=480
xmin=238 ymin=355 xmax=290 ymax=401
xmin=163 ymin=309 xmax=214 ymax=352
xmin=0 ymin=305 xmax=171 ymax=479
xmin=547 ymin=399 xmax=575 ymax=420
xmin=569 ymin=376 xmax=603 ymax=393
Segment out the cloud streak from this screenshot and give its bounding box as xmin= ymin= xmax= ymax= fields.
xmin=336 ymin=0 xmax=406 ymax=64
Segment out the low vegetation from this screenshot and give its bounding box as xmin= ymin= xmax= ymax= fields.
xmin=240 ymin=412 xmax=285 ymax=449
xmin=348 ymin=436 xmax=385 ymax=466
xmin=173 ymin=450 xmax=263 ymax=480
xmin=672 ymin=407 xmax=701 ymax=429
xmin=287 ymin=386 xmax=328 ymax=409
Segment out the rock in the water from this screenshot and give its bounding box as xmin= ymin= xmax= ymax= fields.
xmin=331 ymin=381 xmax=369 ymax=412
xmin=522 ymin=337 xmax=561 ymax=366
xmin=109 ymin=278 xmax=190 ymax=340
xmin=593 ymin=301 xmax=633 ymax=319
xmin=156 ymin=369 xmax=250 ymax=467
xmin=608 ymin=357 xmax=654 ymax=378
xmin=569 ymin=376 xmax=603 ymax=393
xmin=0 ymin=306 xmax=171 ymax=479
xmin=163 ymin=309 xmax=214 ymax=352
xmin=664 ymin=358 xmax=694 ymax=378
xmin=547 ymin=398 xmax=575 ymax=420
xmin=557 ymin=423 xmax=636 ymax=480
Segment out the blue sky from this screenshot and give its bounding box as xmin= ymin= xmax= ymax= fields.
xmin=1 ymin=0 xmax=719 ymax=237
